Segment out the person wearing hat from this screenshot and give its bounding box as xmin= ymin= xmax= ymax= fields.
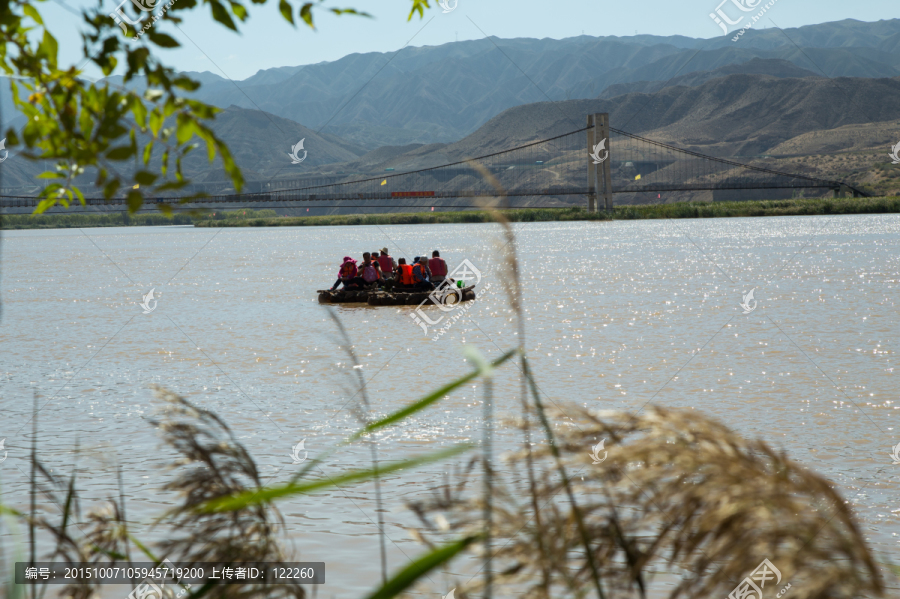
xmin=377 ymin=248 xmax=396 ymax=279
xmin=413 ymin=256 xmax=434 ymax=291
xmin=331 ymin=256 xmax=357 ymax=290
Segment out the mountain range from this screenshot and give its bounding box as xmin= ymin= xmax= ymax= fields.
xmin=1 ymin=18 xmax=899 ymax=199
xmin=105 ymin=18 xmax=900 ymax=148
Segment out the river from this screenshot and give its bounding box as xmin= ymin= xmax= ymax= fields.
xmin=1 ymin=216 xmax=898 ymax=597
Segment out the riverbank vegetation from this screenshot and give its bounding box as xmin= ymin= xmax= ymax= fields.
xmin=1 ymin=209 xmax=277 ymax=229
xmin=196 ymin=196 xmax=900 ymax=227
xmin=6 ymin=197 xmax=899 ymax=230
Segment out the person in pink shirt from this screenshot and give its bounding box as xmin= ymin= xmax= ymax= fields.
xmin=331 ymin=256 xmax=357 ymax=290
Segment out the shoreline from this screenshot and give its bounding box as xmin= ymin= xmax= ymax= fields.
xmin=3 ymin=197 xmax=899 ymax=229
xmin=195 ymin=196 xmax=900 ymax=226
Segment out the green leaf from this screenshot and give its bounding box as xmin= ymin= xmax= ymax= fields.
xmin=299 ymin=2 xmax=313 ymax=27
xmin=214 ymin=137 xmax=243 ymax=190
xmin=134 ymin=171 xmax=158 ymax=185
xmin=364 ymin=536 xmax=478 ymax=599
xmin=37 ymin=172 xmax=65 ymax=179
xmin=330 ymin=8 xmax=370 ymax=17
xmin=103 ymin=180 xmax=120 ymax=199
xmin=143 ymin=140 xmax=153 ymax=165
xmin=129 ymin=534 xmax=163 ymax=563
xmin=23 ymin=4 xmax=43 ymax=25
xmin=407 ymin=0 xmax=430 ymax=21
xmin=149 ymin=110 xmax=163 ymax=137
xmin=173 ymin=76 xmax=200 ymax=91
xmin=176 ymin=114 xmax=195 ymax=145
xmin=350 ymin=348 xmax=516 ymax=441
xmin=39 ymin=30 xmax=59 ymax=68
xmin=278 ymin=0 xmax=294 ymax=25
xmin=34 ymin=198 xmax=57 ymax=214
xmin=209 ymin=0 xmax=237 ymax=30
xmin=199 ymin=444 xmax=472 ymax=513
xmin=148 ymin=31 xmax=180 ymax=48
xmin=229 ymin=0 xmax=247 ymax=21
xmin=131 ymin=96 xmax=148 ymax=128
xmin=106 ymin=145 xmax=134 ymax=160
xmin=126 ymin=190 xmax=143 ymax=213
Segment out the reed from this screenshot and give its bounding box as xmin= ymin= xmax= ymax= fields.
xmin=408 ymin=404 xmax=885 ymax=599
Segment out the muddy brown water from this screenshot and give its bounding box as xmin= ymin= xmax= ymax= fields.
xmin=1 ymin=216 xmax=898 ymax=597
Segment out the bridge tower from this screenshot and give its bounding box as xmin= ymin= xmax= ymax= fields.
xmin=587 ymin=113 xmax=613 ymax=212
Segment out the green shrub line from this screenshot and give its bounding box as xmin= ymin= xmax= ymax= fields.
xmin=197 ymin=196 xmax=900 ymax=227
xmin=4 ymin=198 xmax=899 ymax=229
xmin=1 ymin=209 xmax=277 ymax=229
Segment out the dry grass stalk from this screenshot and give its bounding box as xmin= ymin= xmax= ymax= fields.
xmin=150 ymin=386 xmax=304 ymax=599
xmin=407 ymin=405 xmax=883 ymax=599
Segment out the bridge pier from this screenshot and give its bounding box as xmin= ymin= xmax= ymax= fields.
xmin=587 ymin=113 xmax=613 ymax=212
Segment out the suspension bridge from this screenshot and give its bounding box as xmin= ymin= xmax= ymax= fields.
xmin=0 ymin=113 xmax=865 ymax=213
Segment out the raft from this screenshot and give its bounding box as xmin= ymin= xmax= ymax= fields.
xmin=317 ymin=285 xmax=476 ymax=306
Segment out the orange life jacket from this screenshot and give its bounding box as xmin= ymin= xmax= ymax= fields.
xmin=398 ymin=264 xmax=415 ymax=285
xmin=413 ymin=263 xmax=430 ymax=282
xmin=428 ymin=258 xmax=447 ymax=277
xmin=339 ymin=262 xmax=356 ymax=278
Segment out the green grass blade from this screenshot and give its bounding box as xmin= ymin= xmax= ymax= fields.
xmin=199 ymin=444 xmax=473 ymax=513
xmin=128 ymin=534 xmax=162 ymax=563
xmin=351 ymin=349 xmax=516 ymax=442
xmin=363 ymin=536 xmax=478 ymax=599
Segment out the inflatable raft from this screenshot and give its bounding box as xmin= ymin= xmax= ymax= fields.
xmin=317 ymin=285 xmax=476 ymax=306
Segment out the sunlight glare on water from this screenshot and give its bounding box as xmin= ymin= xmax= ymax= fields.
xmin=1 ymin=215 xmax=898 ymax=596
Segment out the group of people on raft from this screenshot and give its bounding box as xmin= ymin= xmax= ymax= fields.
xmin=331 ymin=248 xmax=449 ymax=292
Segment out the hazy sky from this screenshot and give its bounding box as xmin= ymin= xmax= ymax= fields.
xmin=46 ymin=0 xmax=898 ymax=82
